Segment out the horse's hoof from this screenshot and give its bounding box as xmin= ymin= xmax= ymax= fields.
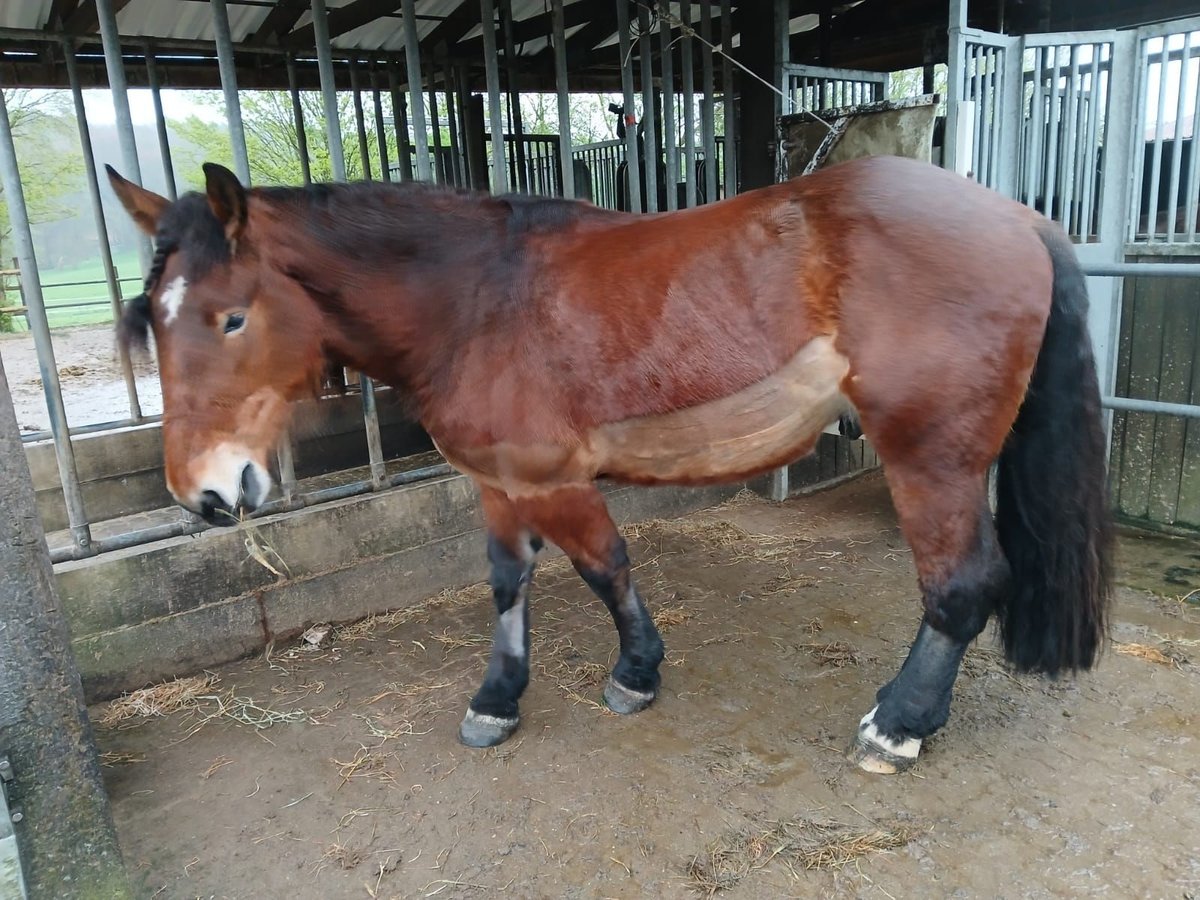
xmin=603 ymin=677 xmax=656 ymax=715
xmin=847 ymin=706 xmax=921 ymax=775
xmin=458 ymin=709 xmax=520 ymax=748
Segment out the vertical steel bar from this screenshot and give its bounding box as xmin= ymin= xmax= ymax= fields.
xmin=616 ymin=0 xmax=642 ymax=213
xmin=499 ymin=0 xmax=528 ymax=193
xmin=1167 ymin=32 xmax=1191 ymax=242
xmin=552 ymin=0 xmax=575 ymax=198
xmin=1044 ymin=45 xmax=1062 ymax=223
xmin=350 ymin=58 xmax=372 ymax=179
xmin=1080 ymin=46 xmax=1103 ymax=239
xmin=638 ymin=4 xmax=658 ymax=212
xmin=480 ymin=0 xmax=507 ymax=192
xmin=144 ymin=43 xmax=176 ymax=200
xmin=680 ymin=0 xmax=696 ymax=207
xmin=359 ymin=375 xmax=386 ymax=489
xmin=721 ymin=0 xmax=736 ymax=199
xmin=1146 ymin=38 xmax=1170 ymax=240
xmin=971 ymin=44 xmax=984 ymax=179
xmin=1060 ymin=45 xmax=1081 ymax=234
xmin=1025 ymin=46 xmax=1045 ymax=207
xmin=660 ymin=11 xmax=677 ymax=211
xmin=427 ymin=61 xmax=445 ymax=184
xmin=286 ymin=53 xmax=313 ymax=185
xmin=372 ymin=68 xmax=392 ymax=182
xmin=944 ymin=0 xmax=967 ymax=174
xmin=1187 ymin=41 xmax=1200 ymax=242
xmin=276 ymin=432 xmax=298 ymax=507
xmin=389 ymin=58 xmax=413 ymax=180
xmin=401 ymin=0 xmax=432 ymax=181
xmin=0 ymin=87 xmax=92 ymax=555
xmin=442 ymin=62 xmax=464 ymax=187
xmin=700 ymin=0 xmax=717 ymax=204
xmin=96 ymin=0 xmax=151 ymax=273
xmin=312 ymin=0 xmax=347 ymax=181
xmin=1129 ymin=38 xmax=1151 ymax=242
xmin=63 ymin=39 xmax=142 ymax=422
xmin=211 ymin=0 xmax=251 ymax=185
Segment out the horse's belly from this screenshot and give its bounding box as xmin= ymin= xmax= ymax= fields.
xmin=588 ymin=335 xmax=851 ymax=483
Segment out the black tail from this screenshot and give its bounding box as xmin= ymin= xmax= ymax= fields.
xmin=994 ymin=222 xmax=1113 ymax=676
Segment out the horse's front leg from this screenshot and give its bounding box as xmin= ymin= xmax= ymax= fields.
xmin=459 ymin=487 xmax=542 ymax=748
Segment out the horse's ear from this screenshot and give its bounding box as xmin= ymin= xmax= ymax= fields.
xmin=105 ymin=165 xmax=169 ymax=235
xmin=203 ymin=162 xmax=247 ymax=245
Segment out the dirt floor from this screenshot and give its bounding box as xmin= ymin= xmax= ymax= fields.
xmin=0 ymin=324 xmax=161 ymax=433
xmin=93 ymin=472 xmax=1200 ymax=900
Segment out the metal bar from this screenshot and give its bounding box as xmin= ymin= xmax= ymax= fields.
xmin=1080 ymin=46 xmax=1103 ymax=238
xmin=0 ymin=355 xmax=132 ymax=898
xmin=1103 ymin=396 xmax=1200 ymax=418
xmin=660 ymin=11 xmax=677 ymax=211
xmin=389 ymin=58 xmax=413 ymax=180
xmin=276 ymin=433 xmax=298 ymax=508
xmin=680 ymin=0 xmax=695 ymax=207
xmin=480 ymin=0 xmax=507 ymax=192
xmin=349 ymin=58 xmax=372 ymax=179
xmin=286 ymin=53 xmax=313 ymax=185
xmin=1024 ymin=46 xmax=1042 ymax=206
xmin=1082 ymin=262 xmax=1200 ymax=276
xmin=401 ymin=0 xmax=432 ymax=181
xmin=1146 ymin=38 xmax=1170 ymax=240
xmin=1044 ymin=45 xmax=1062 ymax=223
xmin=0 ymin=86 xmax=93 ymax=556
xmin=1061 ymin=44 xmax=1081 ymax=233
xmin=1166 ymin=32 xmax=1191 ymax=242
xmin=311 ymin=0 xmax=346 ymax=181
xmin=552 ymin=0 xmax=575 ymax=198
xmin=721 ymin=0 xmax=736 ymax=199
xmin=499 ymin=0 xmax=528 ymax=194
xmin=21 ymin=414 xmax=161 ymax=445
xmin=1188 ymin=41 xmax=1200 ymax=243
xmin=944 ymin=0 xmax=967 ymax=175
xmin=63 ymin=38 xmax=142 ymax=422
xmin=971 ymin=44 xmax=984 ymax=179
xmin=359 ymin=377 xmax=387 ymax=490
xmin=372 ymin=70 xmax=392 ymax=182
xmin=427 ymin=61 xmax=445 ymax=184
xmin=442 ymin=62 xmax=463 ymax=187
xmin=700 ymin=0 xmax=717 ymax=204
xmin=638 ymin=3 xmax=658 ymax=212
xmin=144 ymin=43 xmax=176 ymax=200
xmin=95 ymin=0 xmax=151 ymax=274
xmin=211 ymin=0 xmax=251 ymax=185
xmin=616 ymin=0 xmax=642 ymax=213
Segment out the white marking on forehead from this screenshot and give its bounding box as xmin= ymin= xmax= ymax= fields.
xmin=160 ymin=275 xmax=188 ymax=326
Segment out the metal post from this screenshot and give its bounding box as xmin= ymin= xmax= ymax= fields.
xmin=680 ymin=0 xmax=696 ymax=207
xmin=660 ymin=12 xmax=678 ymax=211
xmin=144 ymin=43 xmax=176 ymax=200
xmin=211 ymin=0 xmax=251 ymax=185
xmin=95 ymin=0 xmax=151 ymax=273
xmin=551 ymin=0 xmax=575 ymax=198
xmin=499 ymin=0 xmax=529 ymax=193
xmin=349 ymin=58 xmax=372 ymax=179
xmin=388 ymin=58 xmax=413 ymax=180
xmin=312 ymin=0 xmax=347 ymax=181
xmin=63 ymin=39 xmax=142 ymax=422
xmin=945 ymin=0 xmax=968 ymax=174
xmin=401 ymin=0 xmax=432 ymax=181
xmin=700 ymin=1 xmax=717 ymax=204
xmin=427 ymin=61 xmax=445 ymax=184
xmin=616 ymin=0 xmax=642 ymax=213
xmin=286 ymin=53 xmax=312 ymax=185
xmin=721 ymin=0 xmax=736 ymax=199
xmin=276 ymin=432 xmax=298 ymax=507
xmin=372 ymin=67 xmax=392 ymax=181
xmin=638 ymin=4 xmax=659 ymax=212
xmin=0 ymin=90 xmax=93 ymax=556
xmin=441 ymin=62 xmax=464 ymax=187
xmin=480 ymin=0 xmax=508 ymax=192
xmin=0 ymin=356 xmax=132 ymax=899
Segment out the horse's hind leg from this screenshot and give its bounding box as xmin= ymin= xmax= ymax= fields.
xmin=514 ymin=484 xmax=666 ymax=714
xmin=459 ymin=487 xmax=542 ymax=748
xmin=850 ymin=465 xmax=1010 ymax=774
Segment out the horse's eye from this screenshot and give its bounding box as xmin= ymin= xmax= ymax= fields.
xmin=223 ymin=312 xmax=246 ymax=334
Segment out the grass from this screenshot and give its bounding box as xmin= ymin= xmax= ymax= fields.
xmin=2 ymin=250 xmax=142 ymax=331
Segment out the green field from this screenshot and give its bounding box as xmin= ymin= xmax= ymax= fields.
xmin=2 ymin=250 xmax=143 ymax=331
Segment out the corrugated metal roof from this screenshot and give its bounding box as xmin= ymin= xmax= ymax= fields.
xmin=0 ymin=0 xmax=51 ymax=31
xmin=115 ymin=0 xmax=272 ymax=43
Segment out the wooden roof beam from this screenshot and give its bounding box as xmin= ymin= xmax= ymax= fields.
xmin=62 ymin=0 xmax=133 ymax=35
xmin=252 ymin=0 xmax=312 ymax=45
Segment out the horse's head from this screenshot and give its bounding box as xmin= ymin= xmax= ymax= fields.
xmin=107 ymin=163 xmax=324 ymax=523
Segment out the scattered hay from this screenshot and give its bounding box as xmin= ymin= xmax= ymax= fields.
xmin=686 ymin=816 xmax=924 ymax=896
xmin=316 ymin=839 xmax=366 ymax=873
xmin=1115 ymin=641 xmax=1190 ymax=669
xmin=333 ymin=746 xmax=398 ymax=787
xmin=334 ymin=582 xmax=492 ymax=643
xmin=99 ymin=750 xmax=146 ymax=767
xmin=802 ymin=640 xmax=865 ymax=668
xmin=803 ymin=618 xmax=823 ymax=635
xmin=98 ymin=673 xmax=220 ymax=726
xmin=200 ymin=755 xmax=234 ymax=779
xmin=429 ymin=629 xmax=490 ymax=653
xmin=652 ymin=604 xmax=695 ymax=632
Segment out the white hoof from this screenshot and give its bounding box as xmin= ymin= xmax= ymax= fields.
xmin=847 ymin=706 xmax=922 ymax=774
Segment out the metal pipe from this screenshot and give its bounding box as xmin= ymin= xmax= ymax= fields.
xmin=944 ymin=0 xmax=967 ymax=176
xmin=388 ymin=58 xmax=413 ymax=180
xmin=1103 ymin=396 xmax=1200 ymax=419
xmin=21 ymin=415 xmax=161 ymax=445
xmin=616 ymin=0 xmax=642 ymax=213
xmin=1146 ymin=39 xmax=1170 ymax=240
xmin=0 ymin=87 xmax=93 ymax=556
xmin=638 ymin=4 xmax=658 ymax=213
xmin=95 ymin=0 xmax=151 ymax=273
xmin=551 ymin=0 xmax=575 ymax=198
xmin=660 ymin=12 xmax=677 ymax=211
xmin=312 ymin=0 xmax=347 ymax=181
xmin=499 ymin=0 xmax=528 ymax=194
xmin=0 ymin=356 xmax=133 ymax=898
xmin=480 ymin=0 xmax=507 ymax=192
xmin=721 ymin=0 xmax=736 ymax=199
xmin=1081 ymin=262 xmax=1200 ymax=276
xmin=359 ymin=378 xmax=387 ymax=489
xmin=1186 ymin=41 xmax=1200 ymax=243
xmin=372 ymin=68 xmax=392 ymax=182
xmin=680 ymin=0 xmax=696 ymax=207
xmin=349 ymin=58 xmax=372 ymax=179
xmin=401 ymin=0 xmax=433 ymax=182
xmin=63 ymin=38 xmax=142 ymax=422
xmin=211 ymin=0 xmax=251 ymax=185
xmin=700 ymin=0 xmax=717 ymax=204
xmin=1167 ymin=32 xmax=1192 ymax=242
xmin=286 ymin=53 xmax=312 ymax=185
xmin=441 ymin=62 xmax=463 ymax=187
xmin=1060 ymin=45 xmax=1081 ymax=232
xmin=427 ymin=61 xmax=445 ymax=184
xmin=276 ymin=434 xmax=298 ymax=508
xmin=1079 ymin=46 xmax=1102 ymax=237
xmin=144 ymin=42 xmax=176 ymax=200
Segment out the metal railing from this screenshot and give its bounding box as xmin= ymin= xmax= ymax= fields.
xmin=783 ymin=63 xmax=889 ymax=113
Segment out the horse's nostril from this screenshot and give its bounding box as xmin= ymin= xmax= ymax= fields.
xmin=239 ymin=463 xmax=257 ymax=508
xmin=198 ymin=489 xmax=233 ymax=524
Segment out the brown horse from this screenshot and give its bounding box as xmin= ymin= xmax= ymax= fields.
xmin=106 ymin=155 xmax=1112 ymax=774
